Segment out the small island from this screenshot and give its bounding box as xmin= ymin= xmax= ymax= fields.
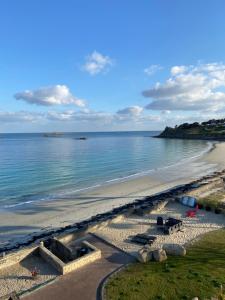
xmin=43 ymin=132 xmax=63 ymax=138
xmin=156 ymin=118 xmax=225 ymax=140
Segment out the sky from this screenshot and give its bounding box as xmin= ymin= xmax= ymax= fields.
xmin=1 ymin=0 xmax=225 ymax=132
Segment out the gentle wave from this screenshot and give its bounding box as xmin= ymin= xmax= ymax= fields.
xmin=3 ymin=184 xmax=102 ymax=208
xmin=105 ymin=141 xmax=214 ymax=183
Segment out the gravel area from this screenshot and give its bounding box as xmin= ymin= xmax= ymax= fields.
xmin=96 ymin=202 xmax=225 ymax=257
xmin=0 ymin=254 xmax=58 ymax=297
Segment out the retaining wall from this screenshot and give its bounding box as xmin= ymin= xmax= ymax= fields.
xmin=62 ymin=241 xmax=101 ymax=274
xmin=39 ymin=245 xmax=64 ymax=274
xmin=49 ymin=238 xmax=73 ymax=262
xmin=39 ymin=240 xmax=101 ymax=275
xmin=0 ymin=246 xmax=37 ymax=271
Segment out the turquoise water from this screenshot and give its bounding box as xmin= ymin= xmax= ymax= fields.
xmin=0 ymin=132 xmax=211 ymax=208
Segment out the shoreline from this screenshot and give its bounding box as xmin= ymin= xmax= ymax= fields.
xmin=1 ymin=141 xmax=225 ymax=252
xmin=1 ymin=140 xmax=215 ymax=210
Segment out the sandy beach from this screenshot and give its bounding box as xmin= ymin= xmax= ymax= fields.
xmin=0 ymin=254 xmax=58 ymax=297
xmin=1 ymin=141 xmax=225 ymax=249
xmin=95 ymin=201 xmax=225 ymax=257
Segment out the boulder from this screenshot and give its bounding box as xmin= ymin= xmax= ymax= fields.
xmin=137 ymin=246 xmax=153 ymax=263
xmin=152 ymin=249 xmax=167 ymax=262
xmin=163 ymin=244 xmax=186 ymax=256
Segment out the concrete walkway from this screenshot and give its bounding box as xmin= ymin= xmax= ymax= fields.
xmin=23 ymin=234 xmax=135 ymax=300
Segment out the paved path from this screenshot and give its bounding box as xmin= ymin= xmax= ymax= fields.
xmin=23 ymin=234 xmax=135 ymax=300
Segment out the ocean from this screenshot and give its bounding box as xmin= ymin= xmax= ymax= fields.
xmin=0 ymin=131 xmax=212 ymax=209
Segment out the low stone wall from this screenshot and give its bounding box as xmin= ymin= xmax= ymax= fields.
xmin=0 ymin=240 xmax=101 ymax=278
xmin=62 ymin=241 xmax=101 ymax=275
xmin=39 ymin=245 xmax=64 ymax=274
xmin=39 ymin=240 xmax=101 ymax=275
xmin=48 ymin=238 xmax=73 ymax=262
xmin=0 ymin=246 xmax=37 ymax=271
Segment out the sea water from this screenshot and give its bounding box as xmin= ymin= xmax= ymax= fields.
xmin=0 ymin=131 xmax=212 ymax=209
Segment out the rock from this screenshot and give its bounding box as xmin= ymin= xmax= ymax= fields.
xmin=75 ymin=137 xmax=87 ymax=140
xmin=124 ymin=207 xmax=135 ymax=217
xmin=192 ymin=298 xmax=199 ymax=300
xmin=163 ymin=244 xmax=186 ymax=256
xmin=152 ymin=249 xmax=167 ymax=262
xmin=137 ymin=246 xmax=153 ymax=263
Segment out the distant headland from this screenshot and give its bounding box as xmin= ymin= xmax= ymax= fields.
xmin=43 ymin=132 xmax=63 ymax=137
xmin=156 ymin=118 xmax=225 ymax=140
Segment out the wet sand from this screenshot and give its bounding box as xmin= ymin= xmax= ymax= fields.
xmin=0 ymin=142 xmax=225 ymax=248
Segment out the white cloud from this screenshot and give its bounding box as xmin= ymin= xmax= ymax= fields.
xmin=0 ymin=111 xmax=43 ymax=123
xmin=47 ymin=110 xmax=113 ymax=123
xmin=15 ymin=85 xmax=86 ymax=107
xmin=45 ymin=108 xmax=225 ymax=129
xmin=47 ymin=106 xmax=159 ymax=124
xmin=161 ymin=110 xmax=171 ymax=115
xmin=2 ymin=108 xmax=223 ymax=132
xmin=143 ymin=62 xmax=225 ymax=112
xmin=0 ymin=108 xmax=162 ymax=132
xmin=117 ymin=106 xmax=143 ymax=116
xmin=82 ymin=51 xmax=113 ymax=75
xmin=116 ymin=106 xmax=161 ymax=123
xmin=170 ymin=65 xmax=187 ymax=76
xmin=144 ymin=64 xmax=163 ymax=76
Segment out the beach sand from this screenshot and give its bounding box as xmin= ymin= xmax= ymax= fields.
xmin=201 ymin=141 xmax=225 ymax=166
xmin=1 ymin=141 xmax=225 ymax=248
xmin=0 ymin=253 xmax=58 ymax=296
xmin=95 ymin=201 xmax=225 ymax=257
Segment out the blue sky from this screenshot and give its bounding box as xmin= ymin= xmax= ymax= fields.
xmin=1 ymin=0 xmax=225 ymax=132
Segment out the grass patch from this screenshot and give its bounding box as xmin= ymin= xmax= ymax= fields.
xmin=198 ymin=192 xmax=225 ymax=210
xmin=105 ymin=229 xmax=225 ymax=300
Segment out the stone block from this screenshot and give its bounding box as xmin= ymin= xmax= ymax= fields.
xmin=152 ymin=249 xmax=167 ymax=262
xmin=163 ymin=244 xmax=186 ymax=256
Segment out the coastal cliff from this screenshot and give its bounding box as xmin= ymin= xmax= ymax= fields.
xmin=156 ymin=118 xmax=225 ymax=140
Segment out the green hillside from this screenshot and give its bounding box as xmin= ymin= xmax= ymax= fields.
xmin=157 ymin=118 xmax=225 ymax=140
